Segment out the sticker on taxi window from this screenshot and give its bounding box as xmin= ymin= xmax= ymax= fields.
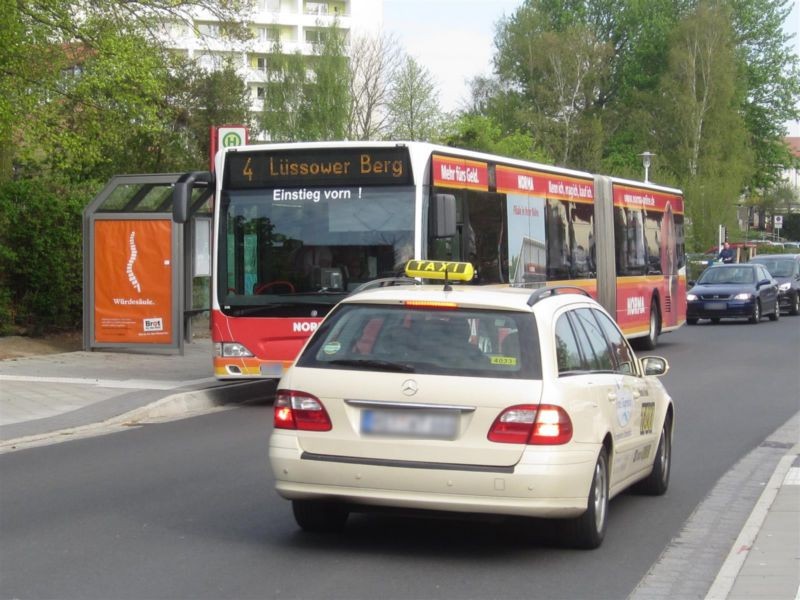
xmin=323 ymin=341 xmax=341 ymax=355
xmin=490 ymin=356 xmax=517 ymax=366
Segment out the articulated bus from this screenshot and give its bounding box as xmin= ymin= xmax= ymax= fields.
xmin=173 ymin=141 xmax=685 ymax=379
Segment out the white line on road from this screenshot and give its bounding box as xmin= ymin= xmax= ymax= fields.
xmin=0 ymin=374 xmax=216 ymax=390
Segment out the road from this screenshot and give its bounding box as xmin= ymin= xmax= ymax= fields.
xmin=1 ymin=317 xmax=798 ymax=600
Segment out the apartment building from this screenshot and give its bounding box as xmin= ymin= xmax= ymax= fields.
xmin=162 ymin=0 xmax=382 ymax=113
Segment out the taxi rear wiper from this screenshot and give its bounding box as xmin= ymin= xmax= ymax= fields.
xmin=327 ymin=359 xmax=415 ymax=373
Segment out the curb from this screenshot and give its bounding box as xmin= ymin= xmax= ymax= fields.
xmin=704 ymin=444 xmax=799 ymax=600
xmin=0 ymin=379 xmax=276 ymax=454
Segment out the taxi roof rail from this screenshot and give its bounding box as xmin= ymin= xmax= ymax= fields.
xmin=350 ymin=277 xmax=420 ymax=294
xmin=527 ymin=286 xmax=591 ymax=306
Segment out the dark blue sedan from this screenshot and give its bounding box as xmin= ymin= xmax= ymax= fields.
xmin=686 ymin=264 xmax=779 ymax=324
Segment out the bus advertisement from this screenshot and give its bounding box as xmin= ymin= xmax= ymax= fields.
xmin=173 ymin=141 xmax=685 ymax=379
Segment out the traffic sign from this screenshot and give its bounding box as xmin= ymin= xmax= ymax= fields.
xmin=218 ymin=127 xmax=246 ymax=148
xmin=774 ymin=215 xmax=783 ymax=229
xmin=209 ymin=125 xmax=249 ymax=171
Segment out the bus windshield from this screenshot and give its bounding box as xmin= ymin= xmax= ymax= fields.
xmin=219 ymin=185 xmax=415 ymax=315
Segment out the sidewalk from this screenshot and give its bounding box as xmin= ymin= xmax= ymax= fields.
xmin=707 ymin=439 xmax=800 ymax=600
xmin=0 ymin=339 xmax=276 ymax=449
xmin=0 ymin=344 xmax=797 ymax=598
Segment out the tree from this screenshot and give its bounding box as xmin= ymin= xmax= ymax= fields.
xmin=655 ymin=3 xmax=752 ymax=251
xmin=259 ymin=22 xmax=350 ymax=142
xmin=386 ymin=56 xmax=442 ymax=141
xmin=442 ymin=114 xmax=550 ymax=163
xmin=780 ymin=213 xmax=800 ymax=241
xmin=491 ymin=3 xmax=617 ymax=169
xmin=3 ymin=0 xmax=250 ymax=181
xmin=751 ymin=181 xmax=800 ymax=233
xmin=14 ymin=24 xmax=178 ymax=180
xmin=726 ymin=0 xmax=800 ymax=191
xmin=167 ymin=58 xmax=253 ymax=168
xmin=347 ymin=32 xmax=402 ymax=140
xmin=259 ymin=42 xmax=308 ymax=142
xmin=304 ymin=22 xmax=350 ymax=140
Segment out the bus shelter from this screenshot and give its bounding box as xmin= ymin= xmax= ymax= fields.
xmin=82 ymin=174 xmax=213 ymax=353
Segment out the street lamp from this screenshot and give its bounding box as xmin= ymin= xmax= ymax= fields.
xmin=639 ymin=151 xmax=655 ymax=183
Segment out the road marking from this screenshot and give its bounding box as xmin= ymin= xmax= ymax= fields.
xmin=784 ymin=466 xmax=800 ymax=486
xmin=0 ymin=374 xmax=215 ymax=390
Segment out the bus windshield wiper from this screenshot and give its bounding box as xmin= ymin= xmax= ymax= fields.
xmin=228 ymin=304 xmax=302 ymax=316
xmin=327 ymin=358 xmax=415 ymax=373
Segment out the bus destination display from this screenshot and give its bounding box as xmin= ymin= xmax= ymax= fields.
xmin=224 ymin=147 xmax=413 ymax=189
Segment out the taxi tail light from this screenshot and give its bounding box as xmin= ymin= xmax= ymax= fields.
xmin=274 ymin=389 xmax=331 ymax=431
xmin=488 ymin=404 xmax=572 ymax=445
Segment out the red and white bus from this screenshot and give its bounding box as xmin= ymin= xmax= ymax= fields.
xmin=173 ymin=141 xmax=685 ymax=379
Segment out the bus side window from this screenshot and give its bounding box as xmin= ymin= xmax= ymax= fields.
xmin=546 ymin=200 xmax=571 ymax=280
xmin=466 ymin=192 xmax=508 ymax=284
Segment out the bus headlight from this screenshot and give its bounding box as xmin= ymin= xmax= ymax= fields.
xmin=216 ymin=342 xmax=255 ymax=358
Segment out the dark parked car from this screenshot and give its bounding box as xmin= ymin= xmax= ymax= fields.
xmin=748 ymin=254 xmax=800 ymax=316
xmin=686 ymin=264 xmax=779 ymax=324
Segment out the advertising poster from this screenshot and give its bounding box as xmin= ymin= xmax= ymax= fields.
xmin=94 ymin=219 xmax=173 ymax=344
xmin=613 ymin=184 xmax=685 ymax=330
xmin=431 ymin=154 xmax=489 ymax=191
xmin=497 ymin=165 xmax=593 ymax=286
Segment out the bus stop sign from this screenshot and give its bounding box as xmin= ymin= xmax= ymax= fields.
xmin=210 ymin=125 xmax=248 ymax=171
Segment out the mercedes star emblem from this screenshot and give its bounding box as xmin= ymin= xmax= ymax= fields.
xmin=401 ymin=379 xmax=418 ymax=396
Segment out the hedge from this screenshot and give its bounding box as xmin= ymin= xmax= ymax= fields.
xmin=0 ymin=179 xmax=97 ymax=335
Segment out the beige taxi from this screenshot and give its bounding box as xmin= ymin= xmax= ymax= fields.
xmin=269 ymin=261 xmax=674 ymax=548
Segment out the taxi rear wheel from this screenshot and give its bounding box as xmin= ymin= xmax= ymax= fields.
xmin=292 ymin=500 xmax=349 ymax=533
xmin=635 ymin=415 xmax=672 ymax=496
xmin=564 ymin=448 xmax=608 ymax=549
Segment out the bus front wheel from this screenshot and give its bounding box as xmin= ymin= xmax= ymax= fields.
xmin=638 ymin=301 xmax=660 ymax=350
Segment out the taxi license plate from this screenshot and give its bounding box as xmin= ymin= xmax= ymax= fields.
xmin=361 ymin=409 xmax=458 ymax=440
xmin=705 ymin=302 xmax=726 ymax=310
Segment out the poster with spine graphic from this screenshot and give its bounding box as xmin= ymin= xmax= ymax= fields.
xmin=94 ymin=220 xmax=173 ymax=344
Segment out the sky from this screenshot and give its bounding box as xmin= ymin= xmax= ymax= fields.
xmin=383 ymin=0 xmax=800 ymax=136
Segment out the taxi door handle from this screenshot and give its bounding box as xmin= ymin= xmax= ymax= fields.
xmin=607 ymin=391 xmax=617 ymax=402
xmin=632 ymin=389 xmax=641 ymax=399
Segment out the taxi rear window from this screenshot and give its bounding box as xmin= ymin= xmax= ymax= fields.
xmin=297 ymin=304 xmax=541 ymax=379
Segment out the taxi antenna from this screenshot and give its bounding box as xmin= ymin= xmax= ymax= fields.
xmin=443 ymin=266 xmax=452 ymax=292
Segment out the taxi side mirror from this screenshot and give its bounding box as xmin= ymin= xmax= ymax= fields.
xmin=641 ymin=356 xmax=669 ymax=377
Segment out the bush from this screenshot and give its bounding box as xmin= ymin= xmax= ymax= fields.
xmin=0 ymin=179 xmax=96 ymax=334
xmin=752 ymin=244 xmax=800 ymax=256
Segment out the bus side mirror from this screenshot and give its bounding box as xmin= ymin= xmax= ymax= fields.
xmin=433 ymin=193 xmax=456 ymax=238
xmin=173 ymin=171 xmax=214 ymax=224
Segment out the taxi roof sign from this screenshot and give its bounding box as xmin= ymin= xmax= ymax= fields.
xmin=405 ymin=260 xmax=474 ymax=282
